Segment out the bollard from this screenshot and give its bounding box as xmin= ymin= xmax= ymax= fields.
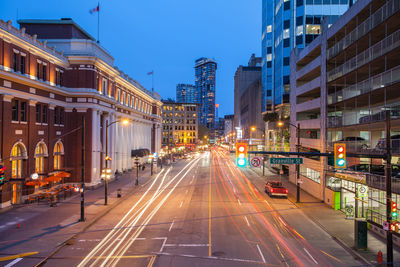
xmin=377 ymin=250 xmax=383 ymax=264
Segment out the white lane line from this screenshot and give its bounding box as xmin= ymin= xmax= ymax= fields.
xmin=4 ymin=258 xmax=23 ymax=267
xmin=158 ymin=237 xmax=168 ymax=252
xmin=169 ymin=220 xmax=175 ymax=232
xmin=278 ymin=217 xmax=287 ymax=227
xmin=304 ymin=248 xmax=318 ymax=265
xmin=179 ymin=201 xmax=183 ymax=208
xmin=244 ymin=216 xmax=250 ymax=227
xmin=155 ymin=252 xmax=264 ymax=264
xmin=256 ymin=244 xmax=266 ymax=263
xmin=164 ymin=244 xmax=210 ymax=247
xmin=237 ymin=199 xmax=241 ymax=205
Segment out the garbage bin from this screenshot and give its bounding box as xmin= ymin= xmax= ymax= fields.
xmin=117 ymin=189 xmax=122 ymax=198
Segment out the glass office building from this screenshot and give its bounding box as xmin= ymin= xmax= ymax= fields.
xmin=195 ymin=57 xmax=217 ymax=129
xmin=261 ymin=0 xmax=352 ymax=111
xmin=176 ymin=84 xmax=197 ymax=103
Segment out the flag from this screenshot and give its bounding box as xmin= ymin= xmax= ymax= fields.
xmin=147 ymin=71 xmax=153 ymax=75
xmin=89 ymin=4 xmax=99 ymax=14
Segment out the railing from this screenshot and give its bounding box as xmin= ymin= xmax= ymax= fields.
xmin=327 ymin=138 xmax=400 ymax=155
xmin=327 ymin=0 xmax=400 ymax=60
xmin=327 ymin=28 xmax=400 ymax=82
xmin=327 ymin=105 xmax=400 ymax=128
xmin=366 ymin=174 xmax=400 ymax=194
xmin=328 ymin=64 xmax=400 ymax=104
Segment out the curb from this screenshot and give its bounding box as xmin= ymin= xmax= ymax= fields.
xmin=245 ymin=166 xmax=372 ymax=266
xmin=33 ymin=172 xmax=156 ymax=267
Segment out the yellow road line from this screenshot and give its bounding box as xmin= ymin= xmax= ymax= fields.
xmin=293 ymin=229 xmax=305 ymax=240
xmin=321 ymin=250 xmax=342 ymax=263
xmin=91 ymin=255 xmax=153 ymax=259
xmin=0 ymin=252 xmax=38 ymax=261
xmin=147 ymin=255 xmax=157 ymax=267
xmin=209 ymin=153 xmax=212 ymax=257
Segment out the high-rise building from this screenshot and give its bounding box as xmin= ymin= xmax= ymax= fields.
xmin=176 ymin=84 xmax=197 ymax=103
xmin=234 ymin=54 xmax=262 ymax=140
xmin=261 ymin=0 xmax=351 ymax=112
xmin=195 ymin=57 xmax=217 ymax=129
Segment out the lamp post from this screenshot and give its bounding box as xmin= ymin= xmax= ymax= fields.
xmin=80 ymin=116 xmax=85 ymax=221
xmin=277 ymin=121 xmax=301 ymax=203
xmin=104 ymin=118 xmax=129 ymax=205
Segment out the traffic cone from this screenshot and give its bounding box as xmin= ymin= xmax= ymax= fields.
xmin=17 ymin=222 xmax=21 ymax=229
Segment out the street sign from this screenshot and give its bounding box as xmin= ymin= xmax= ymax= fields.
xmin=297 ymin=178 xmax=303 ymax=184
xmin=357 ymin=185 xmax=368 ymax=198
xmin=345 ymin=205 xmax=354 ymax=219
xmin=383 ymin=221 xmax=389 ymax=231
xmin=270 ymin=158 xmax=303 ymax=164
xmin=250 ymin=157 xmax=262 ymax=167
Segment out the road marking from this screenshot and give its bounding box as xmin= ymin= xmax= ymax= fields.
xmin=320 ymin=250 xmax=342 ymax=263
xmin=244 ymin=216 xmax=250 ymax=227
xmin=278 ymin=217 xmax=287 ymax=227
xmin=256 ymin=244 xmax=266 ymax=263
xmin=164 ymin=244 xmax=209 ymax=247
xmin=155 ymin=252 xmax=266 ymax=264
xmin=147 ymin=255 xmax=157 ymax=267
xmin=0 ymin=252 xmax=38 ymax=262
xmin=169 ymin=220 xmax=175 ymax=232
xmin=158 ymin=237 xmax=167 ymax=252
xmin=179 ymin=201 xmax=183 ymax=208
xmin=4 ymin=258 xmax=23 ymax=267
xmin=238 ymin=199 xmax=241 ymax=205
xmin=304 ymin=248 xmax=318 ymax=265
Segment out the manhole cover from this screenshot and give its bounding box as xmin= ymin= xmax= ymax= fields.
xmin=212 ymin=251 xmax=225 ymax=257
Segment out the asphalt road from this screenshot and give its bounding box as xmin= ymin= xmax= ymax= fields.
xmin=5 ymin=148 xmax=363 ymax=266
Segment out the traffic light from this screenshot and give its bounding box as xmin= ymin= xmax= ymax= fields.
xmin=0 ymin=165 xmax=6 ymax=186
xmin=395 ymin=222 xmax=400 ymax=232
xmin=391 ymin=200 xmax=398 ymax=219
xmin=236 ymin=143 xmax=247 ymax=167
xmin=334 ymin=143 xmax=346 ymax=168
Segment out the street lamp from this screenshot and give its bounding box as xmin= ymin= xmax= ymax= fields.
xmin=104 ymin=118 xmax=130 ymax=205
xmin=277 ymin=120 xmax=301 ymax=203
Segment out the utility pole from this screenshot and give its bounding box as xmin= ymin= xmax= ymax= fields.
xmin=105 ymin=120 xmax=109 ymax=205
xmin=80 ymin=116 xmax=85 ymax=222
xmin=296 ymin=123 xmax=301 ymax=203
xmin=386 ymin=110 xmax=393 ymax=267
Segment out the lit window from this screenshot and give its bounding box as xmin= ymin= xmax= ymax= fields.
xmin=267 ymin=25 xmax=272 ymax=33
xmin=296 ymin=26 xmax=303 ymax=36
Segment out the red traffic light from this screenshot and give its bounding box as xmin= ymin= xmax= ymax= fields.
xmin=238 ymin=146 xmax=245 ymax=153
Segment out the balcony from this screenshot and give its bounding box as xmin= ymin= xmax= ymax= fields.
xmin=328 ymin=64 xmax=400 ymax=104
xmin=296 ymin=55 xmax=321 ymax=82
xmin=327 ymin=0 xmax=400 ymax=60
xmin=298 ymin=118 xmax=321 ymax=129
xmin=296 ymin=76 xmax=320 ymax=96
xmin=296 ymin=98 xmax=321 ymax=113
xmin=300 ymin=138 xmax=321 ymax=150
xmin=328 ymin=28 xmax=400 ymax=82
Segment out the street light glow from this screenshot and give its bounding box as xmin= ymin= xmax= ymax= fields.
xmin=277 ymin=121 xmax=284 ymax=127
xmin=251 ymin=126 xmax=256 ymax=132
xmin=122 ymin=119 xmax=129 ymax=125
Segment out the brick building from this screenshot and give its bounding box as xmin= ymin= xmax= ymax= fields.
xmin=0 ymin=19 xmax=162 ymax=207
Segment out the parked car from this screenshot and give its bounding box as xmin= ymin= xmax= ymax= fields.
xmin=375 ymin=134 xmax=400 ymax=154
xmin=265 ymin=181 xmax=288 ymax=198
xmin=348 ymin=164 xmax=400 ymax=178
xmin=336 ymin=136 xmax=369 ymax=150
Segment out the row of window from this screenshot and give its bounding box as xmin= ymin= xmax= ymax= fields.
xmin=12 ymin=50 xmax=64 ymax=86
xmin=162 ymin=138 xmax=196 ymax=144
xmin=162 ymin=119 xmax=197 ymax=124
xmin=99 ymin=78 xmax=155 ymax=115
xmin=11 ymin=141 xmax=64 ymax=179
xmin=12 ymin=99 xmax=64 ymax=125
xmin=162 ymin=113 xmax=196 ymax=118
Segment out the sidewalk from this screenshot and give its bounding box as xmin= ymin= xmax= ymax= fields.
xmin=246 ymin=164 xmax=400 ymax=266
xmin=0 ymin=165 xmax=160 ymax=265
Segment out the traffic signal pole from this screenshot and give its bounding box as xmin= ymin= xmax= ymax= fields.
xmin=296 ymin=123 xmax=300 ymax=203
xmin=386 ymin=110 xmax=393 ymax=267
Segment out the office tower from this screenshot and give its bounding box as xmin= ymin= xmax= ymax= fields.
xmin=176 ymin=84 xmax=197 ymax=103
xmin=261 ymin=0 xmax=350 ymax=112
xmin=195 ymin=57 xmax=217 ymax=129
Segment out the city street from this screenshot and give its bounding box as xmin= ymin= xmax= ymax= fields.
xmin=1 ymin=148 xmax=360 ymax=267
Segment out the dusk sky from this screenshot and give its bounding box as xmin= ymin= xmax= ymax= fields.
xmin=1 ymin=0 xmax=261 ymax=116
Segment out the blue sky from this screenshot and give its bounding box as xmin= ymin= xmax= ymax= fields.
xmin=1 ymin=0 xmax=261 ymax=116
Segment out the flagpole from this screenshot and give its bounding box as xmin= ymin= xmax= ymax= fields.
xmin=97 ymin=2 xmax=100 ymax=43
xmin=152 ymin=70 xmax=154 ymax=93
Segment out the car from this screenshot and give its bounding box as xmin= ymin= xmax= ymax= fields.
xmin=265 ymin=181 xmax=288 ymax=198
xmin=347 ymin=164 xmax=400 ymax=178
xmin=375 ymin=134 xmax=400 ymax=154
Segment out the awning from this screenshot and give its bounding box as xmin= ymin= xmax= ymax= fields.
xmin=48 ymin=171 xmax=71 ymax=178
xmin=25 ymin=180 xmax=48 ymax=186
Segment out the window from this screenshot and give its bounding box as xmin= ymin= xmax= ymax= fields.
xmin=284 ymin=1 xmax=290 ymax=10
xmin=283 ymin=39 xmax=290 ymax=47
xmin=11 ymin=143 xmax=25 ymax=178
xmin=306 ymin=24 xmax=321 ymax=35
xmin=20 ymin=56 xmax=25 ymax=74
xmin=297 ymin=0 xmax=303 ymax=6
xmin=53 ymin=142 xmax=63 ymax=170
xmin=12 ymin=99 xmax=19 ymax=121
xmin=36 ymin=62 xmax=41 ymax=79
xmin=35 ymin=142 xmax=47 ymax=174
xmin=42 ymin=65 xmax=47 ymax=81
xmin=283 ymin=57 xmax=290 ymax=66
xmin=116 ymin=89 xmax=121 ymax=102
xmin=296 ymin=26 xmax=303 ymax=36
xmin=59 ymin=71 xmax=64 ymax=86
xmin=284 ymin=20 xmax=290 ymax=29
xmin=13 ymin=53 xmax=18 ymax=71
xmin=296 ymin=16 xmax=303 ymax=26
xmin=122 ymin=92 xmax=125 ymax=104
xmin=20 ymin=101 xmax=27 ymax=122
xmin=36 ymin=104 xmax=41 ymax=123
xmin=42 ymin=105 xmax=48 ymax=124
xmin=102 ymin=78 xmax=108 ymax=95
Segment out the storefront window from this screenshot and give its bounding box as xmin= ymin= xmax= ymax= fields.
xmin=326 ymin=176 xmax=341 ymax=191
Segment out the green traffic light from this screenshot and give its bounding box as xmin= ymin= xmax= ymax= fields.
xmin=392 ymin=212 xmax=398 ymax=218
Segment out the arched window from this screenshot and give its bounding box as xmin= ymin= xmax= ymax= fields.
xmin=34 ymin=141 xmax=48 ymax=174
xmin=53 ymin=141 xmax=64 ymax=170
xmin=10 ymin=141 xmax=27 ymax=178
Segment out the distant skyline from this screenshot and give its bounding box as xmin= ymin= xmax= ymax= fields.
xmin=1 ymin=0 xmax=261 ymax=116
